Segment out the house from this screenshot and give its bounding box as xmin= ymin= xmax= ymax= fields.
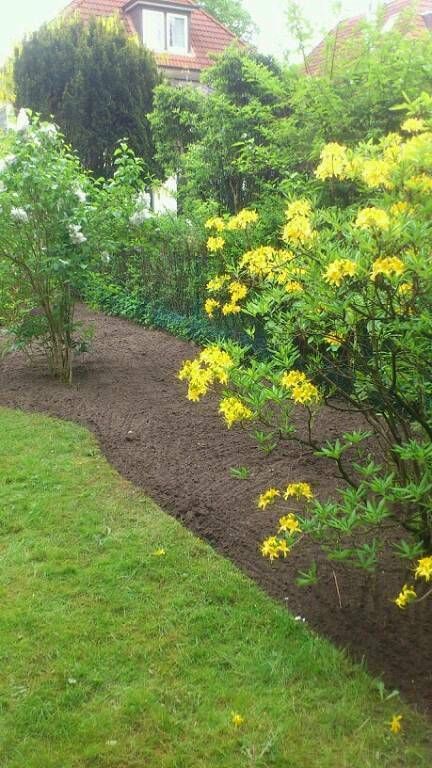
xmin=306 ymin=0 xmax=432 ymax=76
xmin=63 ymin=0 xmax=240 ymax=86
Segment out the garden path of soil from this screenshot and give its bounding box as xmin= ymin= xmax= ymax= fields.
xmin=1 ymin=305 xmax=431 ymax=714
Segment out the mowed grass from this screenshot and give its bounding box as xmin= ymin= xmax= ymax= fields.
xmin=0 ymin=409 xmax=430 ymax=768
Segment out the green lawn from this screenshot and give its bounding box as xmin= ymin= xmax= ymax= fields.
xmin=0 ymin=408 xmax=430 ymax=767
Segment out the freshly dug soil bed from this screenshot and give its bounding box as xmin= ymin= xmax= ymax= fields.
xmin=0 ymin=305 xmax=430 ymax=713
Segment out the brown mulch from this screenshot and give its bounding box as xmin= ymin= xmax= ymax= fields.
xmin=0 ymin=305 xmax=431 ymax=713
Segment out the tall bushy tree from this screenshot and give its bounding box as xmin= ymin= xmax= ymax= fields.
xmin=197 ymin=0 xmax=256 ymax=40
xmin=150 ymin=47 xmax=291 ymax=212
xmin=14 ymin=16 xmax=161 ymax=176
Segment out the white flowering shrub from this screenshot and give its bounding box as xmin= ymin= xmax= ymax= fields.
xmin=0 ymin=113 xmax=93 ymax=382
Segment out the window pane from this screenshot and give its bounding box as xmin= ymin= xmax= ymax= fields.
xmin=168 ymin=15 xmax=187 ymax=51
xmin=143 ymin=10 xmax=165 ymax=51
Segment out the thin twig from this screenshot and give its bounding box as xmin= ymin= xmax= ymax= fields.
xmin=332 ymin=569 xmax=343 ymax=609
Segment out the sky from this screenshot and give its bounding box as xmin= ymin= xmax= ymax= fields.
xmin=0 ymin=0 xmax=379 ymax=65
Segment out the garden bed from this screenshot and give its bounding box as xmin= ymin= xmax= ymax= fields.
xmin=0 ymin=304 xmax=430 ymax=713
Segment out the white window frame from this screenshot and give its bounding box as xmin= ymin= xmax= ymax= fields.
xmin=142 ymin=9 xmax=166 ymax=53
xmin=167 ymin=12 xmax=188 ymax=54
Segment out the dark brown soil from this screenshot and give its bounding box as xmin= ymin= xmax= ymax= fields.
xmin=1 ymin=306 xmax=431 ymax=713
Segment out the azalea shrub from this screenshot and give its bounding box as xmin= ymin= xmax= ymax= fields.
xmin=178 ymin=97 xmax=432 ymax=607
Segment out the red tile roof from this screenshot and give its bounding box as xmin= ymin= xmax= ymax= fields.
xmin=63 ymin=0 xmax=240 ymax=71
xmin=307 ymin=0 xmax=432 ymax=76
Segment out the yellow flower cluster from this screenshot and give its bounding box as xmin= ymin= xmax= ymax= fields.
xmin=415 ymin=556 xmax=432 ymax=582
xmin=282 ymin=199 xmax=314 ymax=246
xmin=401 ymin=117 xmax=427 ymax=134
xmin=207 ymin=236 xmax=225 ymax=253
xmin=207 ymin=274 xmax=229 ymax=293
xmin=226 ymin=209 xmax=259 ymax=230
xmin=324 ymin=259 xmax=358 ymax=287
xmin=205 ymin=276 xmax=248 ymax=317
xmin=394 ymin=583 xmax=417 ymax=609
xmin=405 ymin=174 xmax=432 ymax=193
xmin=219 ymin=396 xmax=253 ymax=428
xmin=229 ymin=281 xmax=248 ymax=303
xmin=355 ymin=207 xmax=390 ymax=231
xmin=221 ymin=281 xmax=248 ymax=315
xmin=315 ymin=142 xmax=351 ymax=180
xmin=284 ymin=482 xmax=314 ymax=500
xmin=381 ymin=132 xmax=403 ymax=163
xmin=286 ymin=200 xmax=312 ymax=219
xmin=370 ymin=256 xmax=405 ymax=280
xmin=361 ymin=159 xmax=394 ymax=189
xmin=278 ymin=513 xmax=302 ymax=533
xmin=205 ymin=216 xmax=225 ymax=231
xmin=285 ymin=280 xmax=303 ymax=294
xmin=258 ymin=488 xmax=281 ymax=510
xmin=205 ymin=298 xmax=220 ymax=318
xmin=240 ymin=246 xmax=276 ymax=277
xmin=281 ymin=370 xmax=320 ymax=406
xmin=390 ymin=201 xmax=410 ymax=217
xmin=178 ymin=346 xmax=233 ymax=402
xmin=261 ymin=536 xmax=290 ymax=561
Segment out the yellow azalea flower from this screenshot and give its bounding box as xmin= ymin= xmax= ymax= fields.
xmin=277 ymin=540 xmax=290 ymax=558
xmin=390 ymin=201 xmax=410 ymax=217
xmin=258 ymin=488 xmax=281 ymax=510
xmin=240 ymin=246 xmax=279 ymax=278
xmin=286 ymin=199 xmax=312 ymax=220
xmin=153 ymin=548 xmax=166 ymax=557
xmin=177 ymin=347 xmax=233 ymax=401
xmin=285 ymin=280 xmax=303 ymax=294
xmin=394 ymin=584 xmax=417 ymax=609
xmin=355 ymin=207 xmax=390 ymax=231
xmin=397 ymin=282 xmax=413 ymax=297
xmin=200 ymin=346 xmax=233 ymax=385
xmin=231 ymin=712 xmax=245 ymax=727
xmin=228 ymin=281 xmax=248 ymax=303
xmin=226 ymin=209 xmax=259 ymax=230
xmin=381 ymin=132 xmax=403 ymax=162
xmin=414 ymin=556 xmax=432 ymax=582
xmin=284 ymin=482 xmax=314 ymax=501
xmin=281 ymin=370 xmax=307 ymax=389
xmin=205 ymin=298 xmax=220 ymax=318
xmin=222 ymin=302 xmax=241 ymax=316
xmin=390 ymin=714 xmax=403 ymax=735
xmin=205 ymin=216 xmax=225 ymax=231
xmin=207 ymin=236 xmax=225 ymax=253
xmin=291 ymin=381 xmax=320 ymax=406
xmin=219 ymin=397 xmax=253 ymax=428
xmin=370 ymin=256 xmax=405 ymax=280
xmin=315 ymin=142 xmax=351 ymax=180
xmin=401 ymin=117 xmax=427 ymax=134
xmin=324 ymin=259 xmax=358 ymax=287
xmin=361 ymin=159 xmax=394 ymax=189
xmin=279 ymin=514 xmax=302 ymax=534
xmin=282 ymin=216 xmax=314 ymax=245
xmin=206 ymin=274 xmax=229 ymax=293
xmin=261 ymin=536 xmax=290 ymax=561
xmin=405 ymin=174 xmax=432 ymax=193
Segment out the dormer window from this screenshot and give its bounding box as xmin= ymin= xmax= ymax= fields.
xmin=142 ymin=8 xmax=189 ymax=54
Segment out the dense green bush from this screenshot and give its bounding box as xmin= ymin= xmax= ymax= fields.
xmin=14 ymin=16 xmax=160 ymax=177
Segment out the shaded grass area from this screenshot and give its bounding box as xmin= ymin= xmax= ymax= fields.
xmin=0 ymin=408 xmax=430 ymax=768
